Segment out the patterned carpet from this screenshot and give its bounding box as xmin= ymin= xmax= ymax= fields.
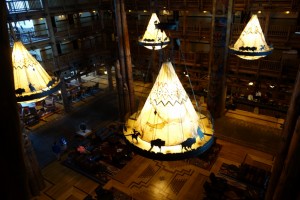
xmin=185 ymin=142 xmax=222 ymax=171
xmin=62 ymin=127 xmax=134 ymax=186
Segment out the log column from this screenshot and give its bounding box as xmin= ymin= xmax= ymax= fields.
xmin=207 ymin=0 xmax=233 ymax=118
xmin=266 ymin=67 xmax=300 ymax=199
xmin=0 ymin=2 xmax=30 ymax=199
xmin=42 ymin=0 xmax=71 ymax=113
xmin=114 ymin=0 xmax=135 ymax=121
xmin=121 ymin=0 xmax=135 ymax=114
xmin=273 ymin=117 xmax=300 ymax=199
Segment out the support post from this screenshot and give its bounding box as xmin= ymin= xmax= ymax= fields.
xmin=115 ymin=60 xmax=126 ymax=122
xmin=0 ymin=2 xmax=30 ymax=199
xmin=121 ymin=0 xmax=135 ymax=114
xmin=42 ymin=0 xmax=71 ymax=113
xmin=273 ymin=117 xmax=300 ymax=199
xmin=207 ymin=0 xmax=233 ymax=118
xmin=266 ymin=67 xmax=300 ymax=199
xmin=114 ymin=0 xmax=135 ymax=120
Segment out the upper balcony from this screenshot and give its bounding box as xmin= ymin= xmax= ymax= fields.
xmin=6 ymin=0 xmax=45 ymax=21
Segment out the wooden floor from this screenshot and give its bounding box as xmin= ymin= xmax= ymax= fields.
xmin=31 ymin=137 xmax=275 ymax=200
xmin=27 ymin=79 xmax=282 ymax=200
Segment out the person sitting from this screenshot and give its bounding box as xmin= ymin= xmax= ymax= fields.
xmin=248 ymin=94 xmax=254 ymax=101
xmin=77 ymin=145 xmax=90 ymax=154
xmin=255 ymin=90 xmax=262 ymax=102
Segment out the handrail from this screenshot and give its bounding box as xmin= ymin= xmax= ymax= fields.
xmin=233 ymin=98 xmax=288 ymax=114
xmin=6 ymin=0 xmax=43 ymax=13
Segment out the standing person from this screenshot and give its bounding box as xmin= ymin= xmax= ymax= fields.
xmin=52 ymin=141 xmax=61 ymax=161
xmin=59 ymin=137 xmax=68 ymax=152
xmin=255 ymin=90 xmax=262 ymax=102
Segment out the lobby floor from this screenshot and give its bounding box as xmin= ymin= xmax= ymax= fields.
xmin=27 ymin=78 xmax=284 ymax=200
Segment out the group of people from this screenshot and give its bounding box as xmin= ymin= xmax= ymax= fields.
xmin=247 ymin=90 xmax=262 ymax=102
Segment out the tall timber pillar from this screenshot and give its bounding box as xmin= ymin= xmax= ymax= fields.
xmin=114 ymin=0 xmax=135 ymax=122
xmin=0 ymin=2 xmax=30 ymax=199
xmin=266 ymin=67 xmax=300 ymax=199
xmin=207 ymin=0 xmax=233 ymax=118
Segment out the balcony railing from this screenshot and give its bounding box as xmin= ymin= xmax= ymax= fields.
xmin=259 ymin=60 xmax=281 ymax=72
xmin=6 ymin=0 xmax=43 ymax=13
xmin=9 ymin=29 xmax=49 ymax=45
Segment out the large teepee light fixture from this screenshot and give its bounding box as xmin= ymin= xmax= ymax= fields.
xmin=229 ymin=14 xmax=273 ymax=60
xmin=138 ymin=13 xmax=170 ymax=50
xmin=12 ymin=41 xmax=61 ymax=103
xmin=123 ymin=62 xmax=214 ymax=160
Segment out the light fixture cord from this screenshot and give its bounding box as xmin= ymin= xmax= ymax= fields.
xmin=179 ymin=49 xmax=201 ymax=114
xmin=133 ymin=46 xmax=155 ymax=121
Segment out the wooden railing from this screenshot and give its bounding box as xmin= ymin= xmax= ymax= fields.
xmin=259 ymin=60 xmax=281 ymax=72
xmin=6 ymin=0 xmax=43 ymax=13
xmin=47 ymin=0 xmax=106 ymax=8
xmin=233 ymin=0 xmax=297 ymax=10
xmin=125 ymin=0 xmax=213 ymax=11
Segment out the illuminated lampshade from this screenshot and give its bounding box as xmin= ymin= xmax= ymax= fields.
xmin=229 ymin=14 xmax=273 ymax=60
xmin=12 ymin=41 xmax=61 ymax=103
xmin=138 ymin=13 xmax=170 ymax=50
xmin=123 ymin=62 xmax=214 ymax=160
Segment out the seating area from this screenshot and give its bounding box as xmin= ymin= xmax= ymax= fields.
xmin=62 ymin=123 xmax=134 ymax=186
xmin=19 ymin=97 xmax=59 ymax=126
xmin=229 ymin=97 xmax=288 ymax=119
xmin=205 ymin=162 xmax=271 ymax=200
xmin=19 ymin=76 xmax=103 ymax=127
xmin=64 ymin=81 xmax=100 ymax=103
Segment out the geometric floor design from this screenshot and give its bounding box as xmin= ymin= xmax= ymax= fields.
xmin=104 ymin=155 xmax=208 ymax=200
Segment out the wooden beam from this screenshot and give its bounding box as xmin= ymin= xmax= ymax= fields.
xmin=0 ymin=2 xmax=30 ymax=199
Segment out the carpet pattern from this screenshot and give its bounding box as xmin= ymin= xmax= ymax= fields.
xmin=185 ymin=143 xmax=222 ymax=171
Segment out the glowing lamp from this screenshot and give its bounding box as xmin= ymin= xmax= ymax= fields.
xmin=123 ymin=62 xmax=214 ymax=160
xmin=138 ymin=13 xmax=170 ymax=50
xmin=12 ymin=41 xmax=61 ymax=103
xmin=229 ymin=14 xmax=273 ymax=60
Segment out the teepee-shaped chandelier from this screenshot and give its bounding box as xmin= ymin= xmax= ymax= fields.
xmin=12 ymin=41 xmax=61 ymax=103
xmin=229 ymin=14 xmax=273 ymax=60
xmin=123 ymin=62 xmax=214 ymax=160
xmin=138 ymin=13 xmax=170 ymax=50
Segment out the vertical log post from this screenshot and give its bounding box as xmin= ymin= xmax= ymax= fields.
xmin=42 ymin=0 xmax=71 ymax=112
xmin=266 ymin=67 xmax=300 ymax=199
xmin=114 ymin=0 xmax=135 ymax=119
xmin=207 ymin=0 xmax=232 ymax=118
xmin=273 ymin=117 xmax=300 ymax=199
xmin=114 ymin=0 xmax=129 ymax=121
xmin=121 ymin=0 xmax=135 ymax=114
xmin=115 ymin=60 xmax=126 ymax=122
xmin=0 ymin=2 xmax=30 ymax=199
